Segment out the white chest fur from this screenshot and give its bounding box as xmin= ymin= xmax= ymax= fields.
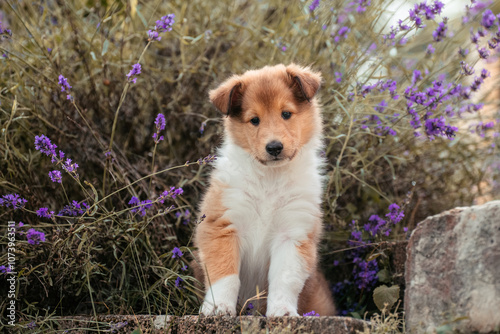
xmin=211 ymin=136 xmax=324 ymax=305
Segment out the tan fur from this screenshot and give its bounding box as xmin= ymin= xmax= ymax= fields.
xmin=195 ymin=181 xmax=240 ymax=285
xmin=194 ymin=64 xmax=336 ymax=316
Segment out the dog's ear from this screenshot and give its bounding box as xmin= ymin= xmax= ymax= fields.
xmin=286 ymin=64 xmax=322 ymax=103
xmin=209 ymin=75 xmax=244 ymax=117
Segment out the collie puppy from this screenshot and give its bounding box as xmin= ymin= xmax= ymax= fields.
xmin=194 ymin=64 xmax=335 ymax=317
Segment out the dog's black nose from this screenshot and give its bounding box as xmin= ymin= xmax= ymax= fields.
xmin=266 ymin=141 xmax=283 ymax=157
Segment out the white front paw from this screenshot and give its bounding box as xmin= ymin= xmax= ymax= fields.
xmin=266 ymin=302 xmax=299 ymax=317
xmin=201 ymin=300 xmax=236 ymax=316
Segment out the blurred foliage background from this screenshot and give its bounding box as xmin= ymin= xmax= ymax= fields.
xmin=0 ymin=0 xmax=499 ymax=330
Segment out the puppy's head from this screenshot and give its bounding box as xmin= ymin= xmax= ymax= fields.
xmin=209 ymin=64 xmax=322 ymax=166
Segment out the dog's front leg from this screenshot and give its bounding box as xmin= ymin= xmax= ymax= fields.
xmin=197 ymin=219 xmax=240 ymax=316
xmin=266 ymin=229 xmax=317 ymax=316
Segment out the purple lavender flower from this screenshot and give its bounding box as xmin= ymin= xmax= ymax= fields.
xmin=355 ymin=0 xmax=371 ymax=13
xmin=35 ymin=134 xmax=57 ymax=157
xmin=488 ymin=38 xmax=498 ymax=49
xmin=303 ymin=310 xmax=320 ymax=316
xmin=334 ymin=72 xmax=342 ymax=83
xmin=432 ymin=20 xmax=447 ymax=42
xmin=26 ymin=228 xmax=46 ymax=245
xmin=0 ymin=265 xmax=12 ymax=274
xmin=175 ymin=276 xmax=183 ymax=288
xmin=411 ymin=70 xmax=422 ymax=85
xmin=36 ymin=207 xmax=54 ymax=219
xmin=364 ymin=215 xmax=386 ymax=236
xmin=147 ymin=30 xmax=160 ymax=42
xmin=309 ymin=0 xmax=320 ymax=12
xmin=425 ymin=117 xmax=457 ymax=140
xmin=155 ymin=14 xmax=175 ymax=32
xmin=386 ymin=203 xmax=404 ymax=224
xmin=481 ymin=69 xmax=491 ymax=79
xmin=398 ymin=19 xmax=410 ymax=31
xmin=481 ymin=9 xmax=497 ymax=29
xmin=333 ymin=26 xmax=350 ymax=43
xmin=158 ymin=187 xmax=184 ymax=204
xmin=49 ymin=170 xmax=62 ymax=183
xmin=128 ymin=197 xmax=152 ymax=216
xmin=352 ymin=258 xmax=378 ymax=290
xmin=478 ymin=47 xmax=490 ymax=59
xmin=426 ymin=44 xmax=435 ymax=54
xmin=0 ymin=21 xmax=13 ymax=36
xmin=470 ymin=30 xmax=480 ymax=44
xmin=62 ymin=158 xmax=79 ymax=175
xmin=172 ymin=247 xmax=183 ymax=259
xmin=153 ymin=113 xmax=166 ymax=143
xmin=374 ymin=100 xmax=388 ymax=113
xmin=460 ymin=61 xmax=475 ymax=76
xmin=126 ymin=63 xmax=141 ymax=84
xmin=0 ymin=193 xmax=28 ymax=209
xmin=147 ymin=14 xmax=175 ymax=41
xmin=470 ymin=76 xmax=484 ymax=92
xmin=58 ymin=75 xmax=72 ymax=100
xmin=458 ymin=47 xmax=469 ymax=58
xmin=58 ymin=201 xmax=89 ymax=216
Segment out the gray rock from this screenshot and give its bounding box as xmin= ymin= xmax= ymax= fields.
xmin=405 ymin=200 xmax=500 ymax=333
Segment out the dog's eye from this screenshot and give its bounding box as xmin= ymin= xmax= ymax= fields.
xmin=250 ymin=117 xmax=260 ymax=126
xmin=282 ymin=111 xmax=292 ymax=120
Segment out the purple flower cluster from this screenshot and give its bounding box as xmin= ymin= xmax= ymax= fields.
xmin=0 ymin=265 xmax=12 ymax=274
xmin=352 ymin=258 xmax=379 ymax=290
xmin=49 ymin=170 xmax=62 ymax=183
xmin=147 ymin=14 xmax=175 ymax=42
xmin=128 ymin=196 xmax=153 ymax=217
xmin=354 ymin=0 xmax=371 ymax=13
xmin=126 ymin=63 xmax=141 ymax=84
xmin=432 ymin=20 xmax=447 ymax=42
xmin=470 ymin=121 xmax=495 ymax=138
xmin=153 ymin=113 xmax=166 ymax=143
xmin=309 ymin=0 xmax=320 ymax=12
xmin=34 ymin=135 xmax=80 ymax=179
xmin=333 ymin=26 xmax=350 ymax=43
xmin=58 ymin=201 xmax=89 ymax=216
xmin=409 ymin=0 xmax=444 ymax=28
xmin=334 ymin=71 xmax=342 ymax=83
xmin=0 ymin=21 xmax=12 ymax=36
xmin=35 ymin=134 xmax=57 ymax=157
xmin=384 ymin=1 xmax=444 ymax=43
xmin=197 ymin=154 xmax=217 ymax=165
xmin=0 ymin=193 xmax=27 ymax=209
xmin=27 ymin=228 xmax=46 ymax=245
xmin=37 ymin=207 xmax=55 ymax=219
xmin=460 ymin=61 xmax=474 ymax=76
xmin=303 ymin=310 xmax=320 ymax=316
xmin=58 ymin=75 xmax=73 ymax=100
xmin=172 ymin=247 xmax=183 ymax=259
xmin=426 ymin=44 xmax=435 ymax=54
xmin=158 ymin=187 xmax=184 ymax=203
xmin=175 ymin=276 xmax=183 ymax=288
xmin=424 ymin=117 xmax=457 ymax=140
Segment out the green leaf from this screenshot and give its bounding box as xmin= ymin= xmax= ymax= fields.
xmin=373 ymin=284 xmax=400 ymax=311
xmin=376 ymin=269 xmax=391 ymax=283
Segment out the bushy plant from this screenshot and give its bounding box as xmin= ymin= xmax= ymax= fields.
xmin=0 ymin=0 xmax=499 ymax=330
